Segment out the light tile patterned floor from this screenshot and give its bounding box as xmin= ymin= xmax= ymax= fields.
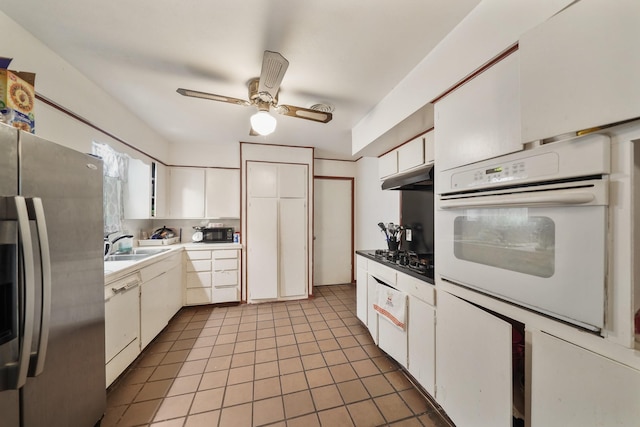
xmin=103 ymin=284 xmax=454 ymax=427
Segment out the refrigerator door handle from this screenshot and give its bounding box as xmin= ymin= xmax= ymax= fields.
xmin=29 ymin=197 xmax=51 ymax=376
xmin=15 ymin=196 xmax=36 ymax=389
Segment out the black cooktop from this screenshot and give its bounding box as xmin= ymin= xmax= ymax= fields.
xmin=357 ymin=249 xmax=435 ymax=284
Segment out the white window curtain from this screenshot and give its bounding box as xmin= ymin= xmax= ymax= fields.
xmin=92 ymin=142 xmax=129 ymax=234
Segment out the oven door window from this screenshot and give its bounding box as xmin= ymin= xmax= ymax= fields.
xmin=453 ymin=209 xmax=555 ymax=278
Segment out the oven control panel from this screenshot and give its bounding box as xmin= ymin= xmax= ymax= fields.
xmin=451 ymin=152 xmax=559 ymax=190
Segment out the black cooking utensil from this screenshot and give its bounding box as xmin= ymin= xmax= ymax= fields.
xmin=378 ymin=222 xmax=389 ymax=240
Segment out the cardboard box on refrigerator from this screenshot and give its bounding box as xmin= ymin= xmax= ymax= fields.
xmin=0 ymin=57 xmax=36 ymax=133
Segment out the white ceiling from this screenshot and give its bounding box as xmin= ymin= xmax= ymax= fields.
xmin=0 ymin=1 xmax=479 ymax=160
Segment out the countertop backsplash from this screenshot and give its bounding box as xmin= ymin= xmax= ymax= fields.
xmin=150 ymin=218 xmax=240 ymax=243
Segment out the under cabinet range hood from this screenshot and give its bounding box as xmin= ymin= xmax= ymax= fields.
xmin=381 ymin=163 xmax=434 ymax=190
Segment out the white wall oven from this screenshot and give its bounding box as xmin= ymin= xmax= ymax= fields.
xmin=436 ymin=134 xmax=610 ymax=331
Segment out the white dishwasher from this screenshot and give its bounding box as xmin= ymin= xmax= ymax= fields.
xmin=105 ymin=272 xmax=141 ymax=386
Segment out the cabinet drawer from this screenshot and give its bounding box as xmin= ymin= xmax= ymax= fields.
xmin=139 ymin=253 xmax=180 ymax=281
xmin=213 ymin=249 xmax=238 ymax=259
xmin=214 ymin=270 xmax=238 ymax=287
xmin=368 ymin=261 xmax=397 ymax=286
xmin=214 ymin=258 xmax=237 ymax=271
xmin=397 ymin=273 xmax=435 ymax=306
xmin=186 ymin=287 xmax=211 ymax=305
xmin=212 ymin=286 xmax=239 ymax=303
xmin=186 ymin=271 xmax=212 ymax=288
xmin=187 ymin=259 xmax=212 ymax=272
xmin=186 ymin=250 xmax=212 ymax=260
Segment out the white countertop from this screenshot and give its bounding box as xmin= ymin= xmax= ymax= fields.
xmin=104 ymin=242 xmax=243 ymax=282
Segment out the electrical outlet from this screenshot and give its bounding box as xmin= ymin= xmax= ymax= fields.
xmin=406 ymin=229 xmax=412 ymax=241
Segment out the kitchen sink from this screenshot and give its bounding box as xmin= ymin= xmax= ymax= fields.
xmin=131 ymin=248 xmax=171 ymax=255
xmin=104 ymin=254 xmax=151 ymax=261
xmin=104 ymin=248 xmax=171 ymax=262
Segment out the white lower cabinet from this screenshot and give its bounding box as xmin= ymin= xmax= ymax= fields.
xmin=435 ymin=291 xmax=513 ymax=427
xmin=357 ymin=255 xmax=435 ymax=389
xmin=140 ymin=252 xmax=182 ymax=350
xmin=356 ymin=255 xmax=368 ymax=325
xmin=185 ymin=248 xmax=240 ymax=305
xmin=212 ymin=250 xmax=240 ymax=303
xmin=185 ymin=250 xmax=213 ymax=304
xmin=407 ymin=294 xmax=435 ymax=397
xmin=531 ymin=331 xmax=640 ymax=426
xmin=105 ymin=273 xmax=141 ymax=387
xmin=105 ymin=252 xmax=183 ymax=386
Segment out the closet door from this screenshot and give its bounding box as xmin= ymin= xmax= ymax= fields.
xmin=248 ymin=163 xmax=277 ymax=198
xmin=247 ymin=197 xmax=278 ymax=300
xmin=278 ymin=163 xmax=307 ymax=198
xmin=279 ymin=198 xmax=307 ymax=297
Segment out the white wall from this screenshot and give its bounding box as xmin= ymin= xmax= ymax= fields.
xmin=169 ymin=141 xmax=240 ymax=168
xmin=314 ymin=159 xmax=357 ymax=178
xmin=355 ymin=157 xmax=400 ymax=251
xmin=0 ymin=11 xmax=172 ymax=162
xmin=352 ymin=0 xmax=573 ymax=156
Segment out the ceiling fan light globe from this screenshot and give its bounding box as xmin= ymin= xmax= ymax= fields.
xmin=250 ymin=111 xmax=277 ymax=135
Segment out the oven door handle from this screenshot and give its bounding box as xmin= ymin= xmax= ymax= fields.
xmin=439 ymin=191 xmax=596 ymax=209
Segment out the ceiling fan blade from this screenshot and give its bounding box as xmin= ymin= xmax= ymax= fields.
xmin=177 ymin=88 xmax=250 ymax=106
xmin=257 ymin=51 xmax=289 ymax=100
xmin=275 ymin=104 xmax=333 ymax=123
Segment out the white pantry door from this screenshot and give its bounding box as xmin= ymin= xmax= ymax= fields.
xmin=313 ymin=178 xmax=353 ymax=286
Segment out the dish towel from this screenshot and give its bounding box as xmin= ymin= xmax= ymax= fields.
xmin=374 ymin=284 xmax=407 ymax=330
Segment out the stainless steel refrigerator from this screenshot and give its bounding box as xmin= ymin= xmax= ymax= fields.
xmin=0 ymin=123 xmax=106 ymax=426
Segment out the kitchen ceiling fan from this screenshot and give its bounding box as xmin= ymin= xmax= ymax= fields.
xmin=177 ymin=50 xmax=333 ymax=136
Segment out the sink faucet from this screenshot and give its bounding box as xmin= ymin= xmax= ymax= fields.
xmin=104 ymin=234 xmax=134 ymax=259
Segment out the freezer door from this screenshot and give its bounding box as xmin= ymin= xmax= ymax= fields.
xmin=19 ymin=131 xmax=106 ymax=427
xmin=0 ymin=124 xmax=19 ymax=427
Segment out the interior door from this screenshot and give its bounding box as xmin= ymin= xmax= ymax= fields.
xmin=436 ymin=291 xmax=513 ymax=427
xmin=313 ymin=178 xmax=353 ymax=286
xmin=247 ymin=197 xmax=278 ymax=300
xmin=279 ymin=198 xmax=307 ymax=297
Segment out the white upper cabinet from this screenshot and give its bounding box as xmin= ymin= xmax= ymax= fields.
xmin=205 ymin=168 xmax=240 ymax=218
xmin=379 ymin=129 xmax=434 ymax=180
xmin=435 ymin=52 xmax=522 ymax=172
xmin=378 ymin=151 xmax=398 ymax=179
xmin=166 ymin=167 xmax=240 ymax=219
xmin=397 ymin=136 xmax=425 ymax=173
xmin=152 ymin=162 xmax=167 ymax=218
xmin=520 ymin=0 xmax=640 ymax=143
xmin=424 ymin=131 xmax=435 ymax=164
xmin=167 ymin=167 xmax=205 ymax=218
xmin=124 ymin=157 xmax=151 ymax=219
